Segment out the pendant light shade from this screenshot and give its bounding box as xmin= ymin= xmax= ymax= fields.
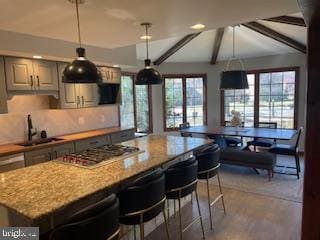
xmin=220 ymin=70 xmax=248 ymax=89
xmin=220 ymin=26 xmax=248 ymax=89
xmin=136 ymin=59 xmax=163 ymax=85
xmin=135 ymin=23 xmax=163 ymax=85
xmin=63 ymin=48 xmax=102 ymax=83
xmin=62 ymin=0 xmax=101 ymax=84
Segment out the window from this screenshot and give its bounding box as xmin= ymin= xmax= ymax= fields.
xmin=120 ymin=74 xmax=152 ymax=132
xmin=163 ymin=75 xmax=207 ymax=131
xmin=222 ymin=67 xmax=298 ymax=129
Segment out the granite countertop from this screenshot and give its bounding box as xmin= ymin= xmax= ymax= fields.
xmin=0 ymin=127 xmax=134 ymax=157
xmin=0 ymin=135 xmax=210 ymax=223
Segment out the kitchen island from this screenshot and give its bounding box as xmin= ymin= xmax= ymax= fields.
xmin=0 ymin=135 xmax=211 ymax=233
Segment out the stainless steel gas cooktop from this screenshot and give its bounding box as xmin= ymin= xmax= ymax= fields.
xmin=55 ymin=144 xmax=143 ymax=169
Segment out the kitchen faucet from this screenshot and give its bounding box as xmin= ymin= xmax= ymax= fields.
xmin=27 ymin=114 xmax=37 ymax=141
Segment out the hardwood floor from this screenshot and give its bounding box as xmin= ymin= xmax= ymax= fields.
xmin=146 ymin=182 xmax=302 ymax=240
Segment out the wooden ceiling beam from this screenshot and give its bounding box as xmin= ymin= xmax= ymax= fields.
xmin=153 ymin=32 xmax=202 ymax=66
xmin=242 ymin=22 xmax=306 ymax=54
xmin=264 ymin=16 xmax=306 ymax=27
xmin=210 ymin=28 xmax=225 ymax=64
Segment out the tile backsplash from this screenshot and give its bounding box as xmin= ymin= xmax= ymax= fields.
xmin=0 ymin=95 xmax=119 ymax=144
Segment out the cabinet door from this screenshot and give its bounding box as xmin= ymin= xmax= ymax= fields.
xmin=111 ymin=129 xmax=135 ymax=144
xmin=5 ymin=57 xmax=34 ymax=91
xmin=24 ymin=148 xmax=52 ymax=167
xmin=57 ymin=63 xmax=78 ymax=108
xmin=51 ymin=143 xmax=75 ymax=159
xmin=75 ymin=135 xmax=110 ymax=152
xmin=79 ymin=84 xmax=98 ymax=108
xmin=111 ymin=68 xmax=121 ymax=84
xmin=33 ymin=60 xmax=59 ymax=91
xmin=0 ymin=57 xmax=8 ymax=113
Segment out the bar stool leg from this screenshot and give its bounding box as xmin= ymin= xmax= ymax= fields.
xmin=195 ymin=190 xmax=205 ymax=239
xmin=174 ymin=200 xmax=176 ymax=218
xmin=134 ymin=225 xmax=137 ymax=240
xmin=167 ymin=200 xmax=170 ymax=224
xmin=162 ymin=207 xmax=170 ymax=240
xmin=178 ymin=191 xmax=183 ymax=240
xmin=217 ymin=172 xmax=226 ymax=214
xmin=206 ymin=178 xmax=213 ymax=230
xmin=139 ymin=214 xmax=144 ymax=240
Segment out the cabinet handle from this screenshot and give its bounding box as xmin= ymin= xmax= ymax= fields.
xmin=30 ymin=75 xmax=34 ymax=87
xmin=36 ymin=75 xmax=40 ymax=88
xmin=81 ymin=96 xmax=84 ymax=106
xmin=77 ymin=96 xmax=80 ymax=108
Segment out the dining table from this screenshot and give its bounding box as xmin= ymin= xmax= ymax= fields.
xmin=179 ymin=125 xmax=297 ymax=141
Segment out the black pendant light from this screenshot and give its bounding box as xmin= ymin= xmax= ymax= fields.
xmin=63 ymin=0 xmax=101 ymax=84
xmin=220 ymin=26 xmax=248 ymax=89
xmin=135 ymin=23 xmax=163 ymax=85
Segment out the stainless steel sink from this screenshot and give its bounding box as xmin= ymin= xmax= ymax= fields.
xmin=16 ymin=138 xmax=64 ymax=147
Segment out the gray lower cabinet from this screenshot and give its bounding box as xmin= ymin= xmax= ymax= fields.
xmin=111 ymin=129 xmax=135 ymax=144
xmin=51 ymin=143 xmax=75 ymax=159
xmin=75 ymin=135 xmax=111 ymax=152
xmin=55 ymin=63 xmax=98 ymax=109
xmin=24 ymin=143 xmax=76 ymax=166
xmin=25 ymin=147 xmax=52 ymax=167
xmin=0 ymin=57 xmax=8 ymax=113
xmin=5 ymin=57 xmax=58 ymax=91
xmin=0 ymin=154 xmax=25 ymax=173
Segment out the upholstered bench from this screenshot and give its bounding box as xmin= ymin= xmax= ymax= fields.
xmin=210 ymin=135 xmax=276 ymax=181
xmin=220 ymin=148 xmax=276 ymax=181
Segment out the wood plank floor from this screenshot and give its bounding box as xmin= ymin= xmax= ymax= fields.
xmin=146 ymin=182 xmax=302 ymax=240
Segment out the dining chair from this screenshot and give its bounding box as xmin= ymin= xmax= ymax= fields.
xmin=269 ymin=127 xmax=303 ymax=179
xmin=179 ymin=122 xmax=192 ymax=137
xmin=247 ymin=122 xmax=277 ymax=151
xmin=224 ymin=121 xmax=244 ymax=147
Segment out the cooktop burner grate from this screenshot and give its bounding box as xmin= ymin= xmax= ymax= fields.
xmin=55 ymin=144 xmax=142 ymax=169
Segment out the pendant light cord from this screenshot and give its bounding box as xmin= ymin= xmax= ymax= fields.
xmin=75 ymin=0 xmax=82 ymax=48
xmin=232 ymin=26 xmax=235 ymax=58
xmin=145 ymin=24 xmax=149 ymax=59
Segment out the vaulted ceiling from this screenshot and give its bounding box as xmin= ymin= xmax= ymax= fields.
xmin=136 ymin=13 xmax=307 ymax=64
xmin=0 ymin=0 xmax=300 ymax=49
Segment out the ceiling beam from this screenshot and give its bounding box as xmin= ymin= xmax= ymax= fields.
xmin=242 ymin=22 xmax=306 ymax=54
xmin=210 ymin=28 xmax=225 ymax=64
xmin=153 ymin=32 xmax=202 ymax=66
xmin=264 ymin=16 xmax=306 ymax=27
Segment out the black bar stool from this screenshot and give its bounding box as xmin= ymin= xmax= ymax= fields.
xmin=196 ymin=144 xmax=226 ymax=230
xmin=48 ymin=194 xmax=120 ymax=240
xmin=118 ymin=168 xmax=170 ymax=240
xmin=165 ymin=157 xmax=205 ymax=240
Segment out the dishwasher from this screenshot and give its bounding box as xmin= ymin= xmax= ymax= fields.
xmin=0 ymin=153 xmax=25 ymax=173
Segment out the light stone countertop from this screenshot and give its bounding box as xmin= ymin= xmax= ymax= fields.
xmin=0 ymin=135 xmax=211 ymax=225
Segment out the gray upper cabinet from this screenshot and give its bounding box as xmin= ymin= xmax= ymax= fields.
xmin=55 ymin=63 xmax=98 ymax=109
xmin=5 ymin=57 xmax=33 ymax=91
xmin=33 ymin=60 xmax=59 ymax=91
xmin=0 ymin=57 xmax=8 ymax=113
xmin=5 ymin=57 xmax=58 ymax=91
xmin=99 ymin=66 xmax=121 ymax=84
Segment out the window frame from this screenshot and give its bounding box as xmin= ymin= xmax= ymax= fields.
xmin=163 ymin=74 xmax=207 ymax=131
xmin=220 ymin=67 xmax=299 ymax=129
xmin=119 ymin=72 xmax=153 ymax=133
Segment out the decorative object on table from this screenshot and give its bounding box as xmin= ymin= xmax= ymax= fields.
xmin=135 ymin=23 xmax=163 ymax=85
xmin=220 ymin=26 xmax=249 ymax=89
xmin=230 ymin=110 xmax=243 ymax=128
xmin=62 ymin=0 xmax=102 ymax=84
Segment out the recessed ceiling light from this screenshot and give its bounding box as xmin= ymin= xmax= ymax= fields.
xmin=33 ymin=55 xmax=42 ymax=59
xmin=190 ymin=24 xmax=206 ymax=30
xmin=140 ymin=35 xmax=152 ymax=40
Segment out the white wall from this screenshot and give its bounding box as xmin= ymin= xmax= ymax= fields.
xmin=127 ymin=52 xmax=307 ymax=149
xmin=0 ymin=95 xmax=119 ymax=144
